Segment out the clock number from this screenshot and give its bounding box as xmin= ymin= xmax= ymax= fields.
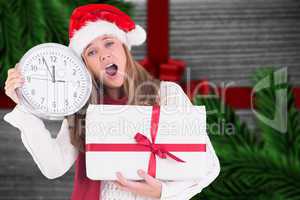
xmin=41 ymin=57 xmax=47 ymax=65
xmin=50 ymin=56 xmax=57 ymax=63
xmin=72 ymin=69 xmax=76 ymax=76
xmin=73 ymin=92 xmax=77 ymax=98
xmin=31 ymin=65 xmax=37 ymax=72
xmin=41 ymin=97 xmax=45 ymax=104
xmin=64 ymin=99 xmax=69 ymax=106
xmin=64 ymin=60 xmax=67 ymax=66
xmin=52 ymin=101 xmax=56 ymax=108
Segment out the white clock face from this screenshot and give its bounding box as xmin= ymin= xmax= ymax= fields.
xmin=18 ymin=43 xmax=92 ymax=120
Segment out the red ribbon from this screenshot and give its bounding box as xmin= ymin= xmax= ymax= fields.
xmin=86 ymin=105 xmax=206 ymax=177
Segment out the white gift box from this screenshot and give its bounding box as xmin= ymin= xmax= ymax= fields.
xmin=85 ymin=104 xmax=209 ymax=180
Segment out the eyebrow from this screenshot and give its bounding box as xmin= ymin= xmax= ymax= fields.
xmin=84 ymin=36 xmax=113 ymax=51
xmin=102 ymin=36 xmax=112 ymax=41
xmin=85 ymin=43 xmax=92 ymax=51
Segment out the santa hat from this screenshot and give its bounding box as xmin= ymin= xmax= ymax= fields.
xmin=68 ymin=4 xmax=146 ymax=56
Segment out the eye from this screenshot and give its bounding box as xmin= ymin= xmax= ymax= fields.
xmin=87 ymin=49 xmax=97 ymax=56
xmin=105 ymin=41 xmax=114 ymax=48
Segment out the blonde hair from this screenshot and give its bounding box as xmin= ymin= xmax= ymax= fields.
xmin=67 ymin=45 xmax=161 ymax=152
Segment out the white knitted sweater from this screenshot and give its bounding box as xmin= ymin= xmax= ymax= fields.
xmin=4 ymin=81 xmax=220 ymax=200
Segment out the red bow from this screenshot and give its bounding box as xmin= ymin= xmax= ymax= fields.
xmin=134 ymin=132 xmax=185 ymax=177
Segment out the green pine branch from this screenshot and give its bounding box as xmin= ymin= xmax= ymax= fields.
xmin=193 ymin=93 xmax=262 ymax=158
xmin=104 ymin=0 xmax=135 ymax=17
xmin=0 ymin=1 xmax=23 ymax=86
xmin=41 ymin=0 xmax=69 ymax=44
xmin=10 ymin=0 xmax=46 ymax=49
xmin=192 ymin=67 xmax=300 ymax=200
xmin=253 ymin=68 xmax=300 ymax=167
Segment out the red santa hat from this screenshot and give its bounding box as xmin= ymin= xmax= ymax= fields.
xmin=68 ymin=4 xmax=146 ymax=56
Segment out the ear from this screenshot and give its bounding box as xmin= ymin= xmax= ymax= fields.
xmin=81 ymin=54 xmax=87 ymax=66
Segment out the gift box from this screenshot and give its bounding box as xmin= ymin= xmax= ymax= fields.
xmin=85 ymin=104 xmax=209 ymax=180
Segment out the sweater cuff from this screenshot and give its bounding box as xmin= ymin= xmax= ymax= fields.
xmin=3 ymin=104 xmax=42 ymax=130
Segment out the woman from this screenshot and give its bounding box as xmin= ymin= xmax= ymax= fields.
xmin=4 ymin=4 xmax=220 ymax=200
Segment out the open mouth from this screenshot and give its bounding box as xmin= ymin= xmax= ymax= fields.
xmin=105 ymin=64 xmax=118 ymax=76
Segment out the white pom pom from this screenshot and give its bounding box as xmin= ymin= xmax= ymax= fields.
xmin=127 ymin=24 xmax=146 ymax=46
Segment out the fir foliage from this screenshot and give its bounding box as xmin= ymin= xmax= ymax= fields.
xmin=193 ymin=68 xmax=300 ymax=200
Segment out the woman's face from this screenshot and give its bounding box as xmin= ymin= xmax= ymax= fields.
xmin=82 ymin=35 xmax=127 ymax=89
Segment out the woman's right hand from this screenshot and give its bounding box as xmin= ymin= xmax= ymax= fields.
xmin=4 ymin=63 xmax=24 ymax=104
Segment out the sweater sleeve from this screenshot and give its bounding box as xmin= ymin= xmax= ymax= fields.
xmin=3 ymin=104 xmax=78 ymax=179
xmin=159 ymin=81 xmax=220 ymax=200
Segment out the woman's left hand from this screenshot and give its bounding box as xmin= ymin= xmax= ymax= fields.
xmin=114 ymin=169 xmax=162 ymax=199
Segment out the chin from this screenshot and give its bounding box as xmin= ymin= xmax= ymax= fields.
xmin=104 ymin=78 xmax=125 ymax=88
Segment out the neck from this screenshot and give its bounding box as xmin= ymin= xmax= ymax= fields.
xmin=105 ymin=87 xmax=124 ymax=100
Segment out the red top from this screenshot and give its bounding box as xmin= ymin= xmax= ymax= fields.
xmin=71 ymin=95 xmax=128 ymax=200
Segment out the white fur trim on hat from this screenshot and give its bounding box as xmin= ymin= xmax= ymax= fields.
xmin=127 ymin=25 xmax=146 ymax=46
xmin=69 ymin=20 xmax=146 ymax=56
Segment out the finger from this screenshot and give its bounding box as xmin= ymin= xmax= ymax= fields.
xmin=116 ymin=172 xmax=145 ymax=190
xmin=6 ymin=75 xmax=24 ymax=86
xmin=137 ymin=169 xmax=161 ymax=187
xmin=5 ymin=79 xmax=21 ymax=90
xmin=8 ymin=63 xmax=21 ymax=73
xmin=6 ymin=70 xmax=23 ymax=83
xmin=116 ymin=172 xmax=130 ymax=186
xmin=113 ymin=181 xmax=132 ymax=193
xmin=7 ymin=67 xmax=21 ymax=78
xmin=5 ymin=80 xmax=23 ymax=95
xmin=4 ymin=85 xmax=20 ymax=104
xmin=7 ymin=68 xmax=16 ymax=76
xmin=10 ymin=66 xmax=22 ymax=76
xmin=115 ymin=178 xmax=153 ymax=198
xmin=5 ymin=78 xmax=24 ymax=90
xmin=6 ymin=70 xmax=24 ymax=81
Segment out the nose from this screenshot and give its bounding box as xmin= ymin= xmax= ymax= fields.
xmin=100 ymin=54 xmax=111 ymax=62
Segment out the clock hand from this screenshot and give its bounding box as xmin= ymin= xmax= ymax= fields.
xmin=51 ymin=66 xmax=67 ymax=82
xmin=30 ymin=77 xmax=51 ymax=81
xmin=42 ymin=57 xmax=54 ymax=82
xmin=52 ymin=65 xmax=56 ymax=82
xmin=30 ymin=76 xmax=65 ymax=82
